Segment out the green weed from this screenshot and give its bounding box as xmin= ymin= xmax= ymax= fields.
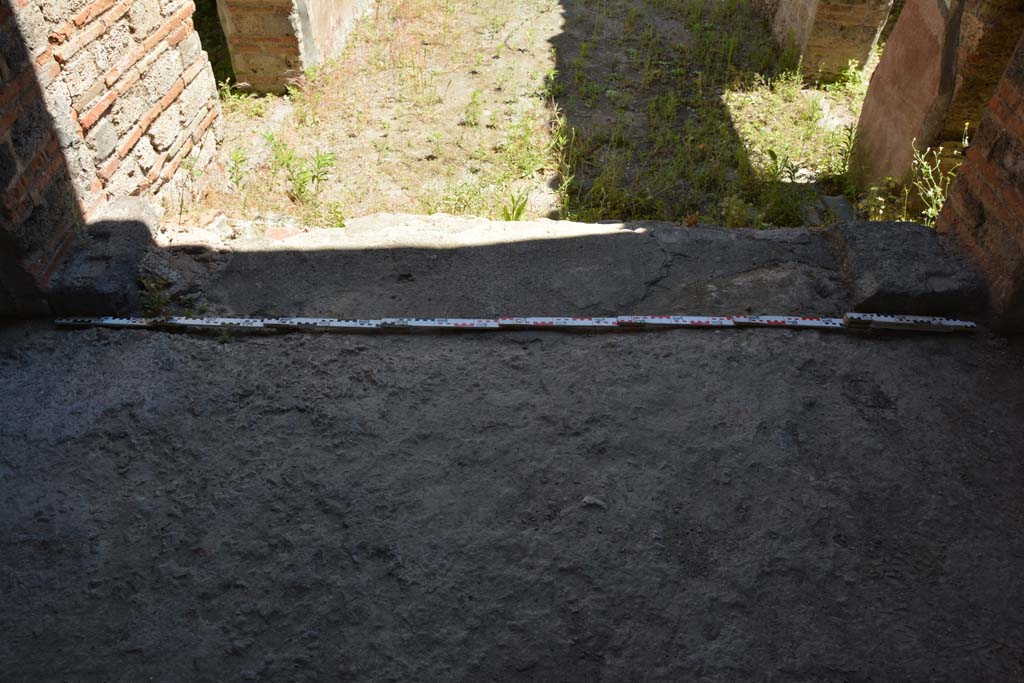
xmin=463 ymin=89 xmax=483 ymax=126
xmin=140 ymin=276 xmax=171 ymax=317
xmin=502 ymin=190 xmax=528 ymax=221
xmin=218 ymin=79 xmax=268 ymax=118
xmin=226 ymin=148 xmax=247 ymax=190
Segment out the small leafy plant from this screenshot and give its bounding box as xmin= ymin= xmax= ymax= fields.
xmin=286 ymin=149 xmax=335 ymax=204
xmin=140 ymin=276 xmax=171 ymax=317
xmin=226 ymin=148 xmax=247 ymax=190
xmin=502 ymin=191 xmax=528 ymax=221
xmin=910 ymin=123 xmax=969 ymax=227
xmin=217 ymin=79 xmax=268 ymax=118
xmin=462 ymin=89 xmax=483 ymax=127
xmin=765 ymin=149 xmax=801 ymax=184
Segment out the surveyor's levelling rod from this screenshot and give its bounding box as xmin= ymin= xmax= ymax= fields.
xmin=54 ymin=313 xmax=977 ymax=333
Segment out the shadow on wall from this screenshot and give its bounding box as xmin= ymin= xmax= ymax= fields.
xmin=193 ymin=0 xmax=235 ymax=85
xmin=0 ymin=0 xmax=83 ymax=314
xmin=0 ymin=0 xmax=200 ymax=317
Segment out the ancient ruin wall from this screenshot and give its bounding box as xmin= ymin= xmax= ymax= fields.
xmin=938 ymin=33 xmax=1024 ymax=331
xmin=2 ymin=0 xmax=82 ymax=306
xmin=217 ymin=0 xmax=301 ymax=92
xmin=942 ymin=0 xmax=1024 ymax=141
xmin=302 ymin=0 xmax=368 ymax=65
xmin=852 ymin=0 xmax=1024 ymax=187
xmin=1 ymin=0 xmax=221 ymax=293
xmin=218 ymin=0 xmax=369 ymax=92
xmin=773 ymin=0 xmax=893 ymax=81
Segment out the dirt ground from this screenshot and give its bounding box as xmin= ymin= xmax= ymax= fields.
xmin=2 ymin=321 xmax=1023 ymax=681
xmin=194 ymin=0 xmax=866 ymax=228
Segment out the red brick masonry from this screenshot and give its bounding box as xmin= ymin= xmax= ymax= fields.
xmin=1 ymin=0 xmax=221 ymax=289
xmin=939 ymin=34 xmax=1024 ymax=331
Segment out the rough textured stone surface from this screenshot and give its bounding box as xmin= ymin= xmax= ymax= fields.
xmin=142 ymin=48 xmax=183 ymax=100
xmin=939 ymin=33 xmax=1024 ymax=332
xmin=179 ymin=28 xmax=201 ymax=65
xmin=1 ymin=276 xmax=1023 ymax=680
xmin=827 ymin=221 xmax=986 ymax=315
xmin=11 ymin=1 xmax=47 ymax=56
xmin=149 ymin=101 xmax=180 ymax=151
xmin=0 ymin=230 xmax=51 ymax=316
xmin=204 ymin=215 xmax=849 ymax=318
xmin=129 ymin=0 xmax=162 ymax=37
xmin=86 ymin=118 xmax=117 ymax=160
xmin=148 ymin=214 xmax=985 ymax=324
xmin=109 ymin=84 xmax=152 ymax=136
xmin=104 ymin=155 xmax=143 ymax=197
xmin=1 ymin=0 xmax=221 ymax=295
xmin=46 ymin=198 xmax=158 ymax=315
xmin=1 ymin=2 xmax=84 ymax=305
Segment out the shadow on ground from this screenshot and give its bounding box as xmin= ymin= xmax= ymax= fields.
xmin=3 ymin=300 xmax=1024 ymax=680
xmin=3 ymin=0 xmax=1023 ymax=679
xmin=549 ymin=0 xmax=810 ymax=225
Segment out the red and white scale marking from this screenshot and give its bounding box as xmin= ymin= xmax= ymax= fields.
xmin=55 ymin=313 xmax=976 ymax=333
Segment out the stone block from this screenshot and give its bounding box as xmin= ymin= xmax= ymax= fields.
xmin=132 ymin=135 xmax=159 ymax=171
xmin=105 ymin=154 xmax=142 ymax=196
xmin=41 ymin=79 xmax=79 ymax=148
xmin=149 ymin=101 xmax=180 ymax=151
xmin=40 ymin=0 xmax=91 ymax=27
xmin=91 ymin=17 xmax=132 ymax=73
xmin=142 ymin=47 xmax=183 ymax=100
xmin=66 ymin=144 xmax=95 ymax=196
xmin=86 ymin=117 xmax=117 ymax=160
xmin=177 ymin=63 xmax=213 ymax=117
xmin=180 ymin=29 xmax=201 ymax=66
xmin=64 ymin=49 xmax=102 ymax=100
xmin=46 ymin=197 xmax=159 ymax=315
xmin=110 ymin=82 xmax=149 ymax=136
xmin=159 ymin=0 xmax=189 ymax=18
xmin=827 ymin=221 xmax=987 ymax=315
xmin=13 ymin=2 xmax=48 ymax=57
xmin=129 ymin=0 xmax=163 ymax=38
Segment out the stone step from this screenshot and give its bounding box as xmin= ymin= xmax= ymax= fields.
xmin=203 ymin=213 xmax=846 ymax=318
xmin=45 ymin=201 xmax=987 ymax=322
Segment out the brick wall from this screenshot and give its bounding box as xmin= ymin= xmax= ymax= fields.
xmin=772 ymin=0 xmax=893 ymax=81
xmin=219 ymin=0 xmax=368 ymax=93
xmin=852 ymin=0 xmax=1024 ymax=187
xmin=1 ymin=0 xmax=221 ymax=310
xmin=938 ymin=33 xmax=1024 ymax=332
xmin=2 ymin=0 xmax=81 ymax=311
xmin=218 ymin=0 xmax=301 ymax=93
